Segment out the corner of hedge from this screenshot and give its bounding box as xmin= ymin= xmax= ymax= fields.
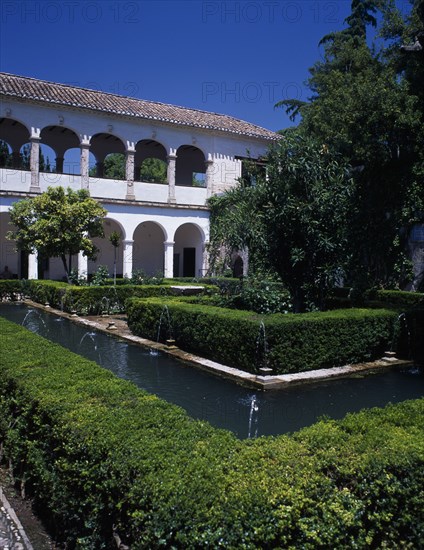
xmin=126 ymin=297 xmax=400 ymax=374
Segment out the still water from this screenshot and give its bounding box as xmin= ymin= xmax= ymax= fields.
xmin=1 ymin=303 xmax=423 ymax=439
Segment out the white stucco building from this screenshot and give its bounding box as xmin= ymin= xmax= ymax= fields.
xmin=0 ymin=73 xmax=277 ymax=280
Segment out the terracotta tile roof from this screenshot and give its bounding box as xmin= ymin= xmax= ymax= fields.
xmin=0 ymin=72 xmax=278 ymax=141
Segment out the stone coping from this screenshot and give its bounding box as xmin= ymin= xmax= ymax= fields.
xmin=0 ymin=487 xmax=34 ymax=550
xmin=18 ymin=300 xmax=414 ymax=390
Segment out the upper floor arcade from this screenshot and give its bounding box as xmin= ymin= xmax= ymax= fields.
xmin=0 ymin=73 xmax=277 ymax=207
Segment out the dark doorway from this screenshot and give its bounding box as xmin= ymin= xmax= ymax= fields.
xmin=183 ymin=247 xmax=195 ymax=277
xmin=233 ymin=256 xmax=243 ymax=278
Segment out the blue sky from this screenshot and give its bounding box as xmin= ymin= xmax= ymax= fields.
xmin=1 ymin=0 xmax=361 ymax=132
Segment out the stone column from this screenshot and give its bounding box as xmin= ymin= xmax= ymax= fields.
xmin=164 ymin=241 xmax=175 ymax=278
xmin=125 ymin=149 xmax=136 ymax=200
xmin=29 ymin=132 xmax=41 ymax=193
xmin=122 ymin=240 xmax=134 ymax=279
xmin=28 ymin=252 xmax=38 ymax=280
xmin=205 ymin=158 xmax=214 ymax=198
xmin=167 ymin=152 xmax=177 ymax=204
xmin=78 ymin=251 xmax=88 ymax=280
xmin=80 ymin=140 xmax=90 ymax=190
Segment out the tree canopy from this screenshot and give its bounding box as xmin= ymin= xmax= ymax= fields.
xmin=210 ymin=0 xmax=424 ymax=308
xmin=7 ymin=187 xmax=107 ymax=280
xmin=276 ymin=0 xmax=424 ymax=290
xmin=209 ymin=135 xmax=354 ymax=312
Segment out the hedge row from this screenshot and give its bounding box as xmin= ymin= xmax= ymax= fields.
xmin=126 ymin=298 xmax=398 ymax=374
xmin=0 ymin=279 xmax=23 ymax=301
xmin=0 ymin=280 xmax=215 ymax=315
xmin=1 ymin=316 xmax=423 ymax=548
xmin=370 ymin=289 xmax=424 ymax=309
xmin=326 ymin=287 xmax=424 ymax=310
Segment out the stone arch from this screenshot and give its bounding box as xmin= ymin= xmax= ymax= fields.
xmin=134 ymin=139 xmax=168 ymax=183
xmin=90 ymin=133 xmax=126 ymax=179
xmin=0 ymin=118 xmax=30 ymax=168
xmin=88 ymin=218 xmax=125 ymax=277
xmin=173 ymin=223 xmax=205 ymax=277
xmin=40 ymin=125 xmax=80 ymax=174
xmin=133 ymin=221 xmax=166 ymax=276
xmin=175 ymin=145 xmax=206 ymax=187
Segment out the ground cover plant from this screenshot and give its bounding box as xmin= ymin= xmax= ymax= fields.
xmin=0 ymin=316 xmax=423 ymax=548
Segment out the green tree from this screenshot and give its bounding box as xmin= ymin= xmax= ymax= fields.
xmin=0 ymin=142 xmax=53 ymax=171
xmin=89 ymin=154 xmax=168 ymax=183
xmin=276 ymin=0 xmax=424 ymax=290
xmin=7 ymin=187 xmax=107 ymax=281
xmin=209 ymin=134 xmax=354 ymax=312
xmin=0 ymin=140 xmax=12 ymax=167
xmin=104 ymin=153 xmax=125 ymax=179
xmin=140 ymin=158 xmax=167 ymax=183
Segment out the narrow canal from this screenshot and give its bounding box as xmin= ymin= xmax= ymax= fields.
xmin=2 ymin=303 xmax=423 ymax=439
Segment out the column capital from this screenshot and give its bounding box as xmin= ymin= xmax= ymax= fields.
xmin=164 ymin=240 xmax=175 ymax=246
xmin=167 ymin=153 xmax=177 ymax=161
xmin=30 ymin=127 xmax=41 ymax=140
xmin=123 ymin=239 xmax=134 ymax=245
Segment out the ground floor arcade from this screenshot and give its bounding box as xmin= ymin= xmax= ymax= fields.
xmin=0 ymin=198 xmax=210 ymax=281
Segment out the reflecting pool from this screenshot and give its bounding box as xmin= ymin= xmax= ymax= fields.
xmin=1 ymin=303 xmax=423 ymax=439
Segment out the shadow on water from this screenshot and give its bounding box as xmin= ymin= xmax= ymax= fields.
xmin=2 ymin=303 xmax=423 ymax=439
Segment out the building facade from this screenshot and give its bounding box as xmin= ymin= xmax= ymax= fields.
xmin=0 ymin=73 xmax=277 ymax=280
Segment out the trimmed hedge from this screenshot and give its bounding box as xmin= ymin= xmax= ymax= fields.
xmin=0 ymin=279 xmax=23 ymax=301
xmin=370 ymin=289 xmax=424 ymax=309
xmin=5 ymin=280 xmax=215 ymax=315
xmin=0 ymin=316 xmax=423 ymax=548
xmin=126 ymin=298 xmax=398 ymax=374
xmin=326 ymin=287 xmax=424 ymax=311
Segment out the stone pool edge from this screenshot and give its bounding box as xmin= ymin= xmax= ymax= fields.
xmin=22 ymin=300 xmax=414 ymax=391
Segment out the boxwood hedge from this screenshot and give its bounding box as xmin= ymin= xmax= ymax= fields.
xmin=0 ymin=280 xmax=215 ymax=315
xmin=0 ymin=316 xmax=423 ymax=548
xmin=126 ymin=298 xmax=398 ymax=374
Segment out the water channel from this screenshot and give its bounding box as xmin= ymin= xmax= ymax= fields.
xmin=1 ymin=303 xmax=423 ymax=439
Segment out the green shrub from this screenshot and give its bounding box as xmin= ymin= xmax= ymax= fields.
xmin=370 ymin=289 xmax=424 ymax=309
xmin=0 ymin=279 xmax=23 ymax=301
xmin=215 ymin=278 xmax=292 ymax=314
xmin=21 ymin=281 xmax=215 ymax=314
xmin=0 ymin=316 xmax=423 ymax=548
xmin=127 ymin=298 xmax=398 ymax=374
xmin=25 ymin=280 xmax=69 ymax=307
xmin=326 ymin=288 xmax=424 ymax=311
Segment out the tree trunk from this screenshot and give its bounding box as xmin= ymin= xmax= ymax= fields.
xmin=61 ymin=254 xmax=69 ymax=282
xmin=292 ymin=287 xmax=306 ymax=313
